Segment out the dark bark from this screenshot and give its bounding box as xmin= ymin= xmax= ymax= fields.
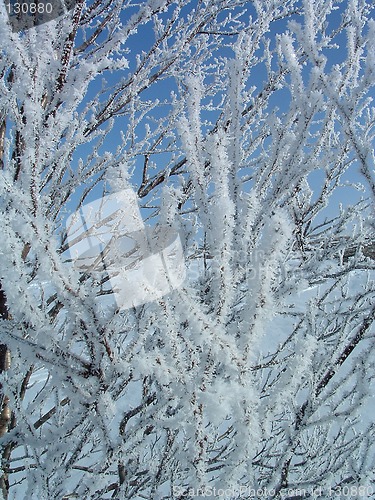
xmin=343 ymin=241 xmax=375 ymax=262
xmin=0 ymin=284 xmax=9 ymax=320
xmin=0 ymin=283 xmax=10 ymax=499
xmin=0 ymin=284 xmax=10 ymax=380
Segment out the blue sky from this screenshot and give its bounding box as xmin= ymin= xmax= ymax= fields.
xmin=44 ymin=0 xmax=374 ymax=235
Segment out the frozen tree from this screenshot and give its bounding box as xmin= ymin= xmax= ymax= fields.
xmin=0 ymin=0 xmax=374 ymax=498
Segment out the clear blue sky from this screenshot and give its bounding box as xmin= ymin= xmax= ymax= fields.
xmin=49 ymin=0 xmax=374 ymax=234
